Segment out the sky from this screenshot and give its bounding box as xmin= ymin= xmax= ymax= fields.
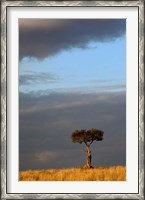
xmin=19 ymin=19 xmax=126 ymax=171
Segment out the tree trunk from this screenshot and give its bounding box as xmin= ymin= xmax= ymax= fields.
xmin=86 ymin=144 xmax=92 ymax=167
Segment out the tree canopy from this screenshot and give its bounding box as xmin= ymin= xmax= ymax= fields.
xmin=71 ymin=128 xmax=104 ymax=145
xmin=71 ymin=128 xmax=104 ymax=168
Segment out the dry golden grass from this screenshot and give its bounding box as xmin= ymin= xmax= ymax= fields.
xmin=19 ymin=166 xmax=126 ymax=181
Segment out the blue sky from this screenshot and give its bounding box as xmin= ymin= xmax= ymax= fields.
xmin=19 ymin=19 xmax=126 ymax=171
xmin=19 ymin=35 xmax=126 ymax=94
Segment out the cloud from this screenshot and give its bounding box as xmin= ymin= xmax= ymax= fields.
xmin=19 ymin=19 xmax=126 ymax=60
xmin=19 ymin=87 xmax=126 ymax=114
xmin=19 ymin=72 xmax=59 ymax=86
xmin=19 ymin=91 xmax=126 ymax=170
xmin=20 ymin=83 xmax=126 ymax=97
xmin=34 ymin=151 xmax=59 ymax=163
xmin=88 ymin=79 xmax=116 ymax=84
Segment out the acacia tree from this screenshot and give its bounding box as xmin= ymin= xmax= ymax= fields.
xmin=71 ymin=128 xmax=104 ymax=168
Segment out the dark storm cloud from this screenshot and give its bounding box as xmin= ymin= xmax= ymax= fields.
xmin=19 ymin=19 xmax=126 ymax=60
xmin=19 ymin=91 xmax=126 ymax=170
xmin=19 ymin=72 xmax=59 ymax=86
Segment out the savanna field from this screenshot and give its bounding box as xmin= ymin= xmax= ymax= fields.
xmin=19 ymin=166 xmax=126 ymax=181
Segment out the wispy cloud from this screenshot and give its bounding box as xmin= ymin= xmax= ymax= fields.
xmin=19 ymin=72 xmax=60 ymax=86
xmin=88 ymin=79 xmax=116 ymax=84
xmin=20 ymin=83 xmax=126 ymax=97
xmin=34 ymin=151 xmax=59 ymax=163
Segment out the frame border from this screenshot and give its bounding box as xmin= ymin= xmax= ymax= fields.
xmin=1 ymin=1 xmax=144 ymax=199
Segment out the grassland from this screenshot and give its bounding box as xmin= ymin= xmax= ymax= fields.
xmin=19 ymin=166 xmax=126 ymax=181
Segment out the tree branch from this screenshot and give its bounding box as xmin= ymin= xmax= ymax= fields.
xmin=84 ymin=141 xmax=87 ymax=146
xmin=90 ymin=140 xmax=93 ymax=145
xmin=83 ymin=142 xmax=87 ymax=152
